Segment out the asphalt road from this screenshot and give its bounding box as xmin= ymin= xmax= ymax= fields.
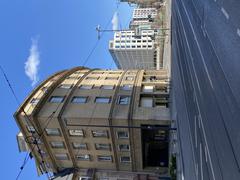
xmin=171 ymin=0 xmax=240 ymax=180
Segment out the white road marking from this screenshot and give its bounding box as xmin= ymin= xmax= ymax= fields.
xmin=237 ymin=28 xmax=240 ymax=37
xmin=221 ymin=7 xmax=229 ymax=20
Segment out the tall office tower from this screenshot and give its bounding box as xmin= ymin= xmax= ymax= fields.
xmin=15 ymin=67 xmax=172 ymax=180
xmin=120 ymin=0 xmax=163 ymax=8
xmin=171 ymin=0 xmax=240 ymax=180
xmin=109 ymin=2 xmax=167 ymax=71
xmin=129 ymin=8 xmax=158 ymax=29
xmin=109 ymin=30 xmax=161 ymax=70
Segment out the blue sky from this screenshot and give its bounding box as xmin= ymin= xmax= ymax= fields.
xmin=0 ymin=0 xmax=133 ymax=179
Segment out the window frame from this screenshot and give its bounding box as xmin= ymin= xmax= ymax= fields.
xmin=118 ymin=144 xmax=130 ymax=152
xmin=79 ymin=85 xmax=93 ymax=90
xmin=72 ymin=142 xmax=87 ymax=150
xmin=120 ymin=156 xmax=131 ymax=163
xmin=85 ymin=76 xmax=99 ymax=80
xmin=125 ymin=76 xmax=134 ymax=81
xmin=45 ymin=128 xmax=61 ymax=136
xmin=92 ymin=130 xmax=108 ymax=138
xmin=68 ymin=129 xmax=84 ymax=137
xmin=50 ymin=141 xmax=65 ymax=149
xmin=95 ymin=143 xmax=111 ymax=151
xmin=95 ymin=97 xmax=111 ymax=104
xmin=117 ymin=96 xmax=130 ymax=105
xmin=76 ymin=154 xmax=91 ymax=161
xmin=55 ymin=153 xmax=69 ymax=160
xmin=58 ymin=84 xmax=73 ymax=89
xmin=121 ymin=84 xmax=133 ymax=91
xmin=71 ymin=96 xmax=88 ymax=104
xmin=97 ymin=155 xmax=112 ymax=162
xmin=105 ymin=77 xmax=119 ymax=80
xmin=100 ymin=85 xmax=115 ymax=90
xmin=117 ymin=131 xmax=129 ymax=139
xmin=49 ymin=96 xmax=65 ymax=103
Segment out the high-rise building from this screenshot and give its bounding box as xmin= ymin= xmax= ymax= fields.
xmin=15 ymin=67 xmax=172 ymax=179
xmin=130 ymin=8 xmax=158 ymax=29
xmin=109 ymin=30 xmax=160 ymax=70
xmin=120 ymin=0 xmax=164 ymax=8
xmin=109 ymin=2 xmax=167 ymax=70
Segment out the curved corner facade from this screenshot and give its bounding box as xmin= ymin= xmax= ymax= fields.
xmin=15 ymin=67 xmax=171 ymax=179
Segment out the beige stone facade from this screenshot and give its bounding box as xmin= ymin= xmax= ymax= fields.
xmin=15 ymin=67 xmax=171 ymax=180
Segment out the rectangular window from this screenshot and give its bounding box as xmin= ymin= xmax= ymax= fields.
xmin=109 ymin=72 xmax=122 ymax=74
xmin=117 ymin=131 xmax=129 ymax=139
xmin=142 ymin=85 xmax=154 ymax=92
xmin=30 ymin=98 xmax=39 ymax=105
xmin=79 ymin=177 xmax=92 ymax=180
xmin=92 ymin=130 xmax=108 ymax=138
xmin=71 ymin=96 xmax=88 ymax=103
xmin=49 ymin=96 xmax=64 ymax=103
xmin=91 ymin=71 xmax=104 ymax=74
xmin=45 ymin=128 xmax=61 ymax=136
xmin=97 ymin=155 xmax=112 ymax=162
xmin=50 ymin=141 xmax=65 ymax=148
xmin=125 ymin=76 xmax=134 ymax=81
xmin=101 ymin=85 xmax=114 ymax=90
xmin=105 ymin=77 xmax=119 ymax=80
xmin=66 ymin=76 xmax=80 ymax=80
xmin=95 ymin=97 xmax=111 ymax=104
xmin=76 ymin=154 xmax=90 ymax=161
xmin=95 ymin=143 xmax=111 ymax=150
xmin=120 ymin=156 xmax=131 ymax=163
xmin=155 ymin=97 xmax=169 ymax=107
xmin=27 ymin=126 xmax=36 ymax=133
xmin=118 ymin=96 xmax=130 ymax=105
xmin=41 ymin=87 xmax=48 ymax=93
xmin=72 ymin=142 xmax=87 ymax=149
xmin=118 ymin=144 xmax=130 ymax=151
xmin=86 ymin=76 xmax=99 ymax=80
xmin=140 ymin=97 xmax=153 ymax=107
xmin=58 ymin=84 xmax=72 ymax=89
xmin=55 ymin=153 xmax=68 ymax=160
xmin=69 ymin=129 xmax=84 ymax=136
xmin=79 ymin=85 xmax=93 ymax=89
xmin=155 ymin=85 xmax=168 ymax=92
xmin=121 ymin=84 xmax=133 ymax=91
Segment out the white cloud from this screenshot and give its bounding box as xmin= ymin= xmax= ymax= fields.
xmin=24 ymin=38 xmax=40 ymax=87
xmin=112 ymin=12 xmax=118 ymax=31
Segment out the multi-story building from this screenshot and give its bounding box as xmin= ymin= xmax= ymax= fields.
xmin=132 ymin=8 xmax=157 ymax=20
xmin=15 ymin=67 xmax=172 ymax=179
xmin=109 ymin=30 xmax=162 ymax=70
xmin=130 ymin=8 xmax=158 ymax=29
xmin=120 ymin=0 xmax=164 ymax=8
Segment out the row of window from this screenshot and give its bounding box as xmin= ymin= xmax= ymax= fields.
xmin=115 ymin=40 xmax=152 ymax=43
xmin=115 ymin=35 xmax=152 ymax=38
xmin=79 ymin=177 xmax=129 ymax=180
xmin=58 ymin=84 xmax=133 ymax=90
xmin=84 ymin=76 xmax=134 ymax=81
xmin=48 ymin=95 xmax=131 ymax=105
xmin=140 ymin=96 xmax=169 ymax=108
xmin=62 ymin=76 xmax=135 ymax=81
xmin=55 ymin=154 xmax=131 ymax=163
xmin=115 ymin=45 xmax=152 ymax=49
xmin=27 ymin=127 xmax=129 ymax=139
xmin=50 ymin=141 xmax=130 ymax=151
xmin=142 ymin=85 xmax=168 ymax=93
